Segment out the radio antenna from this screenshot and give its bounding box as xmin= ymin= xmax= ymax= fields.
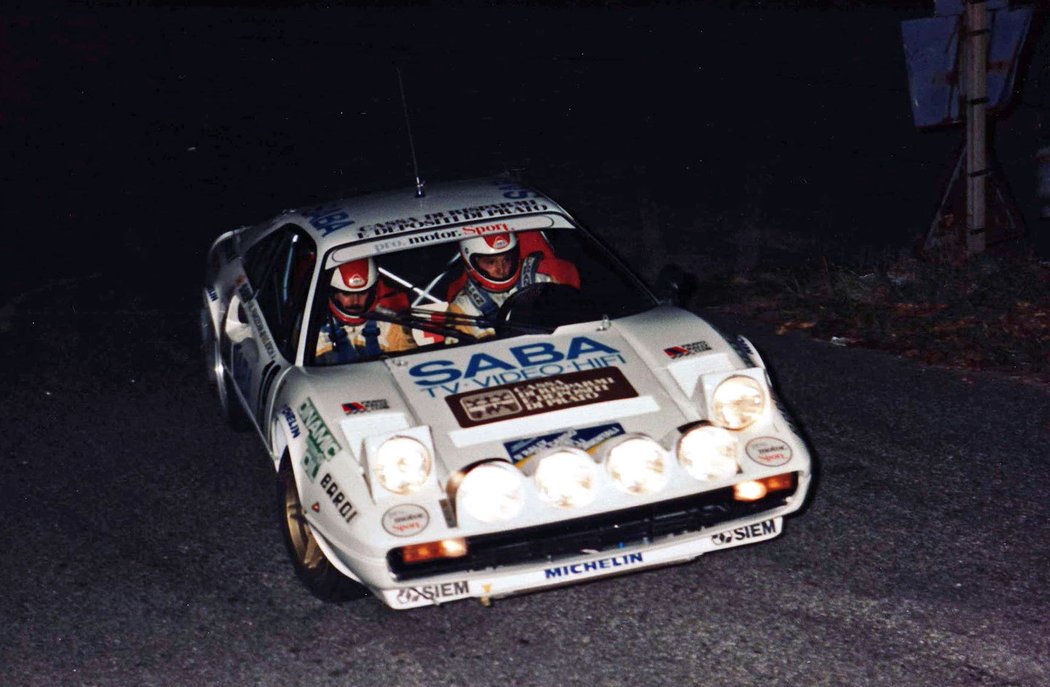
xmin=396 ymin=67 xmax=425 ymax=198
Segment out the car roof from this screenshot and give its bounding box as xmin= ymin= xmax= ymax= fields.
xmin=250 ymin=177 xmax=575 ymax=253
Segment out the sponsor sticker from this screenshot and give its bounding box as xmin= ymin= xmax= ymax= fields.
xmin=341 ymin=399 xmax=391 ymax=415
xmin=353 ymin=199 xmax=550 ymax=240
xmin=206 ymin=286 xmax=218 ymax=302
xmin=408 ymin=335 xmax=625 ymax=397
xmin=745 ymin=437 xmax=793 ymax=467
xmin=303 ymin=203 xmax=355 ymax=236
xmin=320 ymin=472 xmax=357 ymax=523
xmin=544 ymin=552 xmax=644 ymax=580
xmin=280 ymin=406 xmax=301 ymax=438
xmin=504 ymin=422 xmax=626 ymax=464
xmin=446 ymin=367 xmax=638 ymax=428
xmin=664 ymin=340 xmax=712 ymax=359
xmin=395 ymin=581 xmax=470 ymax=606
xmin=710 ymin=518 xmax=781 ymax=547
xmin=382 ymin=504 xmax=430 ymax=537
xmin=299 ymin=398 xmax=341 ymax=481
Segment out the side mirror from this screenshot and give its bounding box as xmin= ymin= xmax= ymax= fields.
xmin=654 ymin=264 xmax=696 ymax=306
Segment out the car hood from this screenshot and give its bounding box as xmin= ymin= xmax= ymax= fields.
xmin=379 ymin=306 xmax=745 ymax=475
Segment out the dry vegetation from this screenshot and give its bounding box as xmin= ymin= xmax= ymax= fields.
xmin=696 ymin=251 xmax=1050 ymax=386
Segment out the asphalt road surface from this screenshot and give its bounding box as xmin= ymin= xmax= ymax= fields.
xmin=0 ymin=296 xmax=1046 ymax=687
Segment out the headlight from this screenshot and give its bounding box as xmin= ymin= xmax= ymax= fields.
xmin=677 ymin=425 xmax=739 ymax=481
xmin=374 ymin=436 xmax=432 ymax=494
xmin=606 ymin=436 xmax=668 ymax=495
xmin=534 ymin=449 xmax=597 ymax=508
xmin=711 ymin=375 xmax=766 ymax=429
xmin=457 ymin=462 xmax=525 ymax=523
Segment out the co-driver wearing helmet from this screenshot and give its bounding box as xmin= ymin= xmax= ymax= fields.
xmin=315 ymin=257 xmax=414 ymax=363
xmin=448 ymin=231 xmax=578 ymax=338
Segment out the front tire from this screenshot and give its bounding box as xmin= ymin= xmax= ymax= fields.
xmin=278 ymin=457 xmax=369 ymax=602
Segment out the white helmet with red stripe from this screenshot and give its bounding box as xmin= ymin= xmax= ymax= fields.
xmin=329 ymin=257 xmax=378 ymax=324
xmin=460 ymin=232 xmax=520 ymax=292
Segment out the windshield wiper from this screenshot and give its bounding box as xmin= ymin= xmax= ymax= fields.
xmin=436 ymin=310 xmax=556 ymax=336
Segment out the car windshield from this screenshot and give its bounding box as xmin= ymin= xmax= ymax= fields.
xmin=306 ymin=227 xmax=655 ymax=366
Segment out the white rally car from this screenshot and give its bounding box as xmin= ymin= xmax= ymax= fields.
xmin=201 ymin=177 xmax=812 ymax=609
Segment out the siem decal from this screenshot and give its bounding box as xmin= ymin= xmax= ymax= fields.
xmin=299 ymin=398 xmax=341 ymax=481
xmin=664 ymin=340 xmax=712 ymax=359
xmin=745 ymin=437 xmax=793 ymax=467
xmin=505 ymin=422 xmax=626 ymax=464
xmin=447 ymin=368 xmax=637 ymax=428
xmin=711 ymin=519 xmax=780 ymax=546
xmin=395 ymin=581 xmax=469 ymax=605
xmin=544 ymin=552 xmax=644 ymax=579
xmin=382 ymin=504 xmax=430 ymax=537
xmin=320 ymin=472 xmax=357 ymax=523
xmin=408 ymin=336 xmax=626 ymax=397
xmin=341 ymin=399 xmax=391 ymax=415
xmin=206 ymin=286 xmax=219 ymax=302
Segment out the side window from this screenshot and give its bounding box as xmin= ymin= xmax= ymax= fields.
xmin=253 ymin=225 xmax=316 ymax=361
xmin=243 ymin=230 xmax=285 ymax=290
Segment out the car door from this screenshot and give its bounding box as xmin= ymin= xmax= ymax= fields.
xmin=228 ymin=225 xmax=316 ymax=429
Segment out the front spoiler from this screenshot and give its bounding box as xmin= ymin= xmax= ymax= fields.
xmin=378 ymin=515 xmax=784 ymax=610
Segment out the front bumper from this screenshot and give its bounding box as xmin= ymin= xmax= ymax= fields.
xmin=380 ymin=513 xmax=786 ymax=609
xmin=376 ymin=469 xmax=808 ymax=609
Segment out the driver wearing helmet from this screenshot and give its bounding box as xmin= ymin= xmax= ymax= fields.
xmin=315 ymin=257 xmax=414 ymax=363
xmin=448 ymin=231 xmax=578 ymax=339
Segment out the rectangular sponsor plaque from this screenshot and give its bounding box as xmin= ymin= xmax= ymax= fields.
xmin=446 ymin=367 xmax=637 ymax=428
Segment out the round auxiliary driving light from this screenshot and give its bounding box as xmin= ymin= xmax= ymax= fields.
xmin=606 ymin=436 xmax=668 ymax=495
xmin=711 ymin=375 xmax=766 ymax=429
xmin=374 ymin=436 xmax=432 ymax=495
xmin=457 ymin=462 xmax=525 ymax=523
xmin=534 ymin=449 xmax=598 ymax=508
xmin=677 ymin=425 xmax=739 ymax=481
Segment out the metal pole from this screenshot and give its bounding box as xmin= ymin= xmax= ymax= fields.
xmin=965 ymin=0 xmax=989 ymax=257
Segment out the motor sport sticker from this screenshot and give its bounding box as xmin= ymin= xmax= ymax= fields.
xmin=392 ymin=581 xmax=470 ymax=608
xmin=299 ymin=398 xmax=341 ymax=481
xmin=408 ymin=335 xmax=626 ymax=398
xmin=446 ymin=367 xmax=638 ymax=429
xmin=745 ymin=437 xmax=793 ymax=467
xmin=371 ymin=215 xmax=557 ymax=254
xmin=382 ymin=504 xmax=429 ymax=537
xmin=341 ymin=399 xmax=390 ymax=415
xmin=663 ymin=340 xmax=712 ymax=359
xmin=710 ymin=518 xmax=781 ymax=547
xmin=504 ymin=422 xmax=626 ymax=465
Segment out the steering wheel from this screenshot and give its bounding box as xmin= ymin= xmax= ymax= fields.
xmin=495 ymin=282 xmax=599 ymax=331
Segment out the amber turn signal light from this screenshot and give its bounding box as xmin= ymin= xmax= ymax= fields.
xmin=733 ymin=473 xmax=795 ymax=502
xmin=399 ymin=538 xmax=468 ymax=564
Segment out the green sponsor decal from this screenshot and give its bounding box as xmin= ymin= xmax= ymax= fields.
xmin=299 ymin=398 xmax=341 ymax=481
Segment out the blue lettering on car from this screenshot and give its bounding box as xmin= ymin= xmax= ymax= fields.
xmin=409 ymin=336 xmax=620 ymax=388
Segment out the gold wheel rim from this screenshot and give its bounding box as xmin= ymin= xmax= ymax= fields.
xmin=283 ymin=474 xmax=325 ymax=572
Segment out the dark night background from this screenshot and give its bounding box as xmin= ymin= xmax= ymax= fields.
xmin=2 ymin=3 xmax=1049 ymax=686
xmin=2 ymin=0 xmax=1047 ymax=309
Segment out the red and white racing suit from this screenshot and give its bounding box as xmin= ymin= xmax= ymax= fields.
xmin=447 ymin=252 xmax=579 ymax=339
